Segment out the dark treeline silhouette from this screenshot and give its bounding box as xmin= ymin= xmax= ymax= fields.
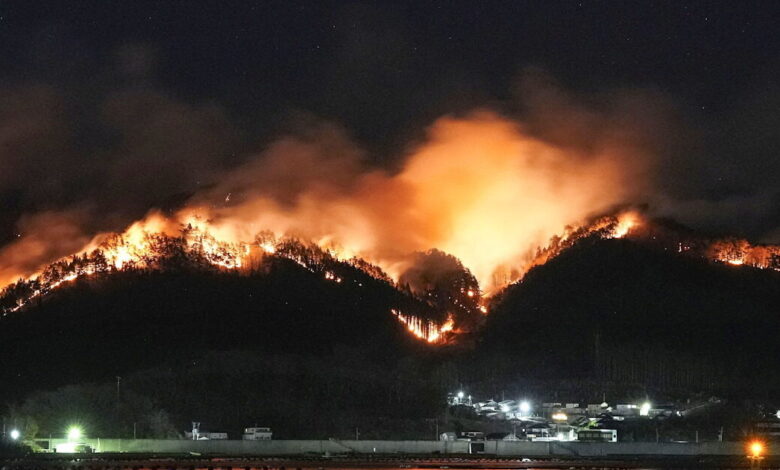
xmin=398 ymin=249 xmax=482 ymax=329
xmin=0 ymin=239 xmax=445 ymax=399
xmin=8 ymin=349 xmax=451 ymax=440
xmin=479 ymin=237 xmax=780 ymax=395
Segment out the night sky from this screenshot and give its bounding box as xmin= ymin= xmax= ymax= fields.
xmin=1 ymin=0 xmax=779 ymax=245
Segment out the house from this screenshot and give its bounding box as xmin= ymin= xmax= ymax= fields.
xmin=184 ymin=431 xmax=228 ymax=440
xmin=755 ymin=419 xmax=780 ymax=439
xmin=498 ymin=400 xmax=517 ymax=412
xmin=439 ymin=431 xmax=458 ymax=441
xmin=476 ymin=400 xmax=498 ymax=413
xmin=243 ymin=427 xmax=273 ymax=440
xmin=186 ymin=422 xmax=228 ymax=440
xmin=460 ymin=431 xmax=485 ymax=440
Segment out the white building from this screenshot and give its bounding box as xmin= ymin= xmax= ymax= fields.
xmin=184 ymin=431 xmax=228 ymax=440
xmin=243 ymin=427 xmax=273 ymax=440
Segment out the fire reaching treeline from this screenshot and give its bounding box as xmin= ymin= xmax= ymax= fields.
xmin=1 ymin=204 xmax=777 ymax=345
xmin=1 ymin=109 xmax=778 ymax=345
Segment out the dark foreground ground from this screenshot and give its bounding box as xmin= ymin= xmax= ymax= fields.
xmin=0 ymin=454 xmax=776 ymax=470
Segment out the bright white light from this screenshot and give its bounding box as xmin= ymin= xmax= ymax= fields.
xmin=639 ymin=402 xmax=651 ymax=416
xmin=519 ymin=401 xmax=531 ymax=414
xmin=551 ymin=412 xmax=567 ymax=421
xmin=500 ymin=404 xmax=510 ymax=412
xmin=457 ymin=391 xmax=464 ymax=399
xmin=9 ymin=429 xmax=20 ymax=440
xmin=67 ymin=426 xmax=82 ymax=440
xmin=776 ymin=410 xmax=780 ymax=419
xmin=55 ymin=442 xmax=77 ymax=453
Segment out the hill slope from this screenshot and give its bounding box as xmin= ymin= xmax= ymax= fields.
xmin=480 ymin=237 xmax=780 ymax=390
xmin=0 ymin=255 xmax=440 ymax=404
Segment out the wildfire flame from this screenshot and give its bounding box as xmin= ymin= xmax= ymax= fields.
xmin=610 ymin=211 xmax=639 ymax=239
xmin=391 ymin=309 xmax=455 ymax=344
xmin=708 ymin=238 xmax=780 ymax=270
xmin=0 ymin=208 xmax=641 ymax=336
xmin=1 ymin=113 xmax=778 ymax=344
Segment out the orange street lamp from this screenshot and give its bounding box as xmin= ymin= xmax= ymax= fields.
xmin=748 ymin=440 xmax=765 ymax=469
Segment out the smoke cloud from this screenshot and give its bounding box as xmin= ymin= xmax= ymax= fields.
xmin=0 ymin=63 xmax=776 ymax=292
xmin=144 ymin=104 xmax=654 ymax=291
xmin=0 ymin=210 xmax=92 ymax=287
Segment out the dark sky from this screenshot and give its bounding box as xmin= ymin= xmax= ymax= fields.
xmin=0 ymin=0 xmax=779 ymax=242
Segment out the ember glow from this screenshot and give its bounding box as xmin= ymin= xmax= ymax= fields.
xmin=708 ymin=238 xmax=780 ymax=270
xmin=392 ymin=309 xmax=455 ymax=344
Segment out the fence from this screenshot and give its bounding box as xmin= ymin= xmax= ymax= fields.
xmin=36 ymin=438 xmax=754 ymax=457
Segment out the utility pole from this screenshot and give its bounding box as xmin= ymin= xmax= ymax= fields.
xmin=116 ymin=376 xmax=121 ymax=403
xmin=355 ymin=427 xmax=360 ymax=440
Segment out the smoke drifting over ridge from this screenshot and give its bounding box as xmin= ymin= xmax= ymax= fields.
xmin=0 ymin=67 xmax=776 ymax=292
xmin=181 ymin=110 xmax=651 ymax=290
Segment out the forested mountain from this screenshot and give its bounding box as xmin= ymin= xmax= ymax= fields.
xmin=1 ymin=225 xmax=779 ymax=439
xmin=479 ymin=237 xmax=780 ymax=391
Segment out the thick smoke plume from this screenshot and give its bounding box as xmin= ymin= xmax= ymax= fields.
xmin=181 ymin=110 xmax=651 ymax=291
xmin=0 ymin=95 xmax=657 ymax=292
xmin=9 ymin=68 xmax=773 ymax=295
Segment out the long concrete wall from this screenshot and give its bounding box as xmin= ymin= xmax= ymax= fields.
xmin=39 ymin=438 xmax=756 ymax=457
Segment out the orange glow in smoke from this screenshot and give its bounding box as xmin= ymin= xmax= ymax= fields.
xmin=0 ymin=112 xmax=647 ymax=295
xmin=2 ymin=111 xmax=778 ymax=343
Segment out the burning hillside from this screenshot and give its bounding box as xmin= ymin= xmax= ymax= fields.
xmin=0 ymin=205 xmax=638 ymax=327
xmin=1 ymin=112 xmax=778 ymax=345
xmin=0 ymin=112 xmax=651 ymax=291
xmin=2 ymin=202 xmax=775 ymax=347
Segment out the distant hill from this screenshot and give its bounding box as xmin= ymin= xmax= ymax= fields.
xmin=479 ymin=236 xmax=780 ymax=392
xmin=0 ymin=254 xmax=440 ymax=404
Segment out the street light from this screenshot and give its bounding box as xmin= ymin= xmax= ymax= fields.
xmin=748 ymin=440 xmax=765 ymax=469
xmin=67 ymin=426 xmax=82 ymax=441
xmin=519 ymin=401 xmax=531 ymax=415
xmin=750 ymin=441 xmax=764 ymax=458
xmin=640 ymin=402 xmax=651 ymax=417
xmin=9 ymin=429 xmax=20 ymax=440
